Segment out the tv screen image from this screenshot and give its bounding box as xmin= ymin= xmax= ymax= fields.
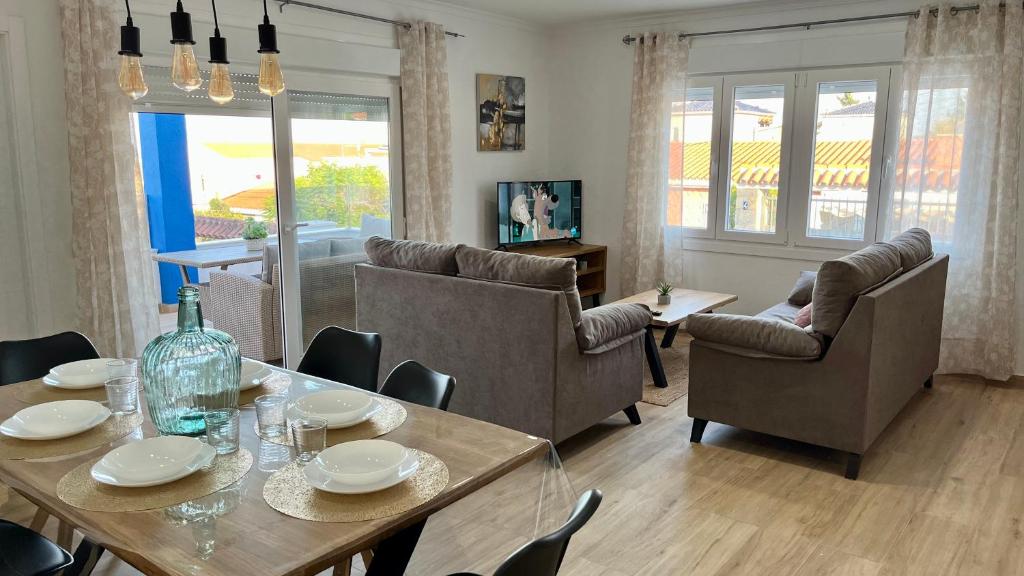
xmin=497 ymin=180 xmax=582 ymax=246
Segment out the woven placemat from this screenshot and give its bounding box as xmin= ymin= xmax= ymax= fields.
xmin=263 ymin=450 xmax=448 ymax=522
xmin=12 ymin=379 xmax=108 ymax=405
xmin=57 ymin=448 xmax=253 ymax=512
xmin=239 ymin=373 xmax=292 ymax=406
xmin=0 ymin=411 xmax=144 ymax=460
xmin=256 ymin=397 xmax=408 ymax=447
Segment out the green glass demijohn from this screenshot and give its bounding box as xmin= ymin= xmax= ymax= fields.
xmin=141 ymin=285 xmax=241 ymax=436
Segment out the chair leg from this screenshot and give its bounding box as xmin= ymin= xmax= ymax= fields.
xmin=845 ymin=452 xmax=862 ymax=480
xmin=623 ymin=405 xmax=641 ymax=425
xmin=924 ymin=375 xmax=934 ymax=389
xmin=29 ymin=507 xmax=49 ymax=532
xmin=690 ymin=418 xmax=708 ymax=443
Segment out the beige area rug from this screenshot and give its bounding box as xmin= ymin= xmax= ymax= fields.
xmin=641 ymin=330 xmax=691 ymax=407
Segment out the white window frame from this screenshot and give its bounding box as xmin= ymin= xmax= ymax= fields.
xmin=673 ymin=75 xmax=723 ymax=238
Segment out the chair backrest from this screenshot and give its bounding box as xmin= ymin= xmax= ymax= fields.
xmin=296 ymin=326 xmax=382 ymax=392
xmin=492 ymin=490 xmax=602 ymax=576
xmin=0 ymin=520 xmax=73 ymax=576
xmin=378 ymin=360 xmax=455 ymax=411
xmin=0 ymin=331 xmax=100 ymax=386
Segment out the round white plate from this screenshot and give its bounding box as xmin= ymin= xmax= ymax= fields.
xmin=41 ymin=373 xmax=105 ymax=390
xmin=49 ymin=358 xmax=116 ymax=387
xmin=315 ymin=440 xmax=408 ymax=485
xmin=303 ymin=451 xmax=419 ymax=494
xmin=239 ymin=360 xmax=273 ymax=391
xmin=290 ymin=390 xmax=380 ymax=429
xmin=90 ymin=436 xmax=216 ymax=488
xmin=0 ymin=400 xmax=111 ymax=440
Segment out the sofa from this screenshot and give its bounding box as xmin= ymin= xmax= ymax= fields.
xmin=686 ymin=228 xmax=947 ymax=479
xmin=202 ymin=238 xmax=368 ymax=362
xmin=355 ymin=236 xmax=653 ymax=442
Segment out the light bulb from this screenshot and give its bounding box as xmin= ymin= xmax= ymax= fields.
xmin=207 ymin=63 xmax=234 ymax=104
xmin=258 ymin=52 xmax=285 ymax=96
xmin=118 ymin=54 xmax=148 ymax=99
xmin=171 ymin=43 xmax=202 ymax=91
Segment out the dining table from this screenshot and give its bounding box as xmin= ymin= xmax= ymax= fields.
xmin=0 ymin=365 xmax=550 ymax=576
xmin=151 ymin=245 xmax=265 ymax=285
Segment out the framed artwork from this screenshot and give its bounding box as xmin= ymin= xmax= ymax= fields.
xmin=477 ymin=74 xmax=525 ymax=151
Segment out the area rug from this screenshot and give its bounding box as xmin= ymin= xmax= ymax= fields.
xmin=641 ymin=331 xmax=691 ymax=407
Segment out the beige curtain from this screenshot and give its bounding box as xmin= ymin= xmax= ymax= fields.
xmin=398 ymin=22 xmax=453 ymax=243
xmin=885 ymin=1 xmax=1021 ymax=380
xmin=60 ymin=0 xmax=160 ymax=357
xmin=620 ymin=33 xmax=689 ymax=296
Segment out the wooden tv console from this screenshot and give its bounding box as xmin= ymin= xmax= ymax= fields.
xmin=506 ymin=242 xmax=607 ymax=307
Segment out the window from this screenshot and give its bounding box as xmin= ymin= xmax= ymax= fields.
xmin=668 ymin=79 xmax=721 ymax=235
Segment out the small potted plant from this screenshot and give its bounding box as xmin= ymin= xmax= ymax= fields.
xmin=657 ymin=281 xmax=674 ymax=305
xmin=242 ymin=218 xmax=269 ymax=252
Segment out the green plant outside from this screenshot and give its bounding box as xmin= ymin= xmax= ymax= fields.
xmin=263 ymin=163 xmax=390 ymax=229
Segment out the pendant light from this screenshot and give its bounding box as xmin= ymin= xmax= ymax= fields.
xmin=169 ymin=0 xmax=202 ymax=91
xmin=207 ymin=0 xmax=234 ymax=104
xmin=256 ymin=0 xmax=285 ymax=96
xmin=117 ymin=0 xmax=148 ymax=99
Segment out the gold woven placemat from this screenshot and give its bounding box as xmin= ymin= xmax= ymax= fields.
xmin=57 ymin=448 xmax=253 ymax=512
xmin=12 ymin=379 xmax=108 ymax=405
xmin=256 ymin=397 xmax=408 ymax=447
xmin=239 ymin=373 xmax=292 ymax=406
xmin=263 ymin=450 xmax=448 ymax=522
xmin=0 ymin=411 xmax=144 ymax=460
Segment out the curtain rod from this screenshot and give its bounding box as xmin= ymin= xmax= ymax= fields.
xmin=622 ymin=2 xmax=1010 ymax=45
xmin=275 ymin=0 xmax=465 ymax=38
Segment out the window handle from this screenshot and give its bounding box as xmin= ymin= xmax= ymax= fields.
xmin=283 ymin=222 xmax=309 ymax=233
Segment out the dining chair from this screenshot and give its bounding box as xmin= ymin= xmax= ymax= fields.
xmin=0 ymin=520 xmax=74 ymax=576
xmin=296 ymin=326 xmax=382 ymax=392
xmin=446 ymin=489 xmax=603 ymax=576
xmin=0 ymin=331 xmax=99 ymax=386
xmin=378 ymin=360 xmax=456 ymax=411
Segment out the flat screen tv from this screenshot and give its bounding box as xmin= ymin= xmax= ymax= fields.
xmin=497 ymin=180 xmax=582 ymax=246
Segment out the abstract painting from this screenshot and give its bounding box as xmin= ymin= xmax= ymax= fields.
xmin=477 ymin=74 xmax=525 ymax=151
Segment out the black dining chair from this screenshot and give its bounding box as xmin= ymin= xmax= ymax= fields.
xmin=296 ymin=326 xmax=382 ymax=392
xmin=0 ymin=520 xmax=73 ymax=576
xmin=446 ymin=489 xmax=602 ymax=576
xmin=378 ymin=360 xmax=455 ymax=411
xmin=0 ymin=331 xmax=99 ymax=386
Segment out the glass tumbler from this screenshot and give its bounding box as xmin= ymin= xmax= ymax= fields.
xmin=204 ymin=408 xmax=240 ymax=455
xmin=106 ymin=359 xmax=138 ymax=379
xmin=104 ymin=377 xmax=140 ymax=415
xmin=290 ymin=417 xmax=327 ymax=463
xmin=254 ymin=395 xmax=289 ymax=437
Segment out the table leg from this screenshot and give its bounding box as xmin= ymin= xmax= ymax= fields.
xmin=660 ymin=324 xmax=680 ymax=349
xmin=644 ymin=326 xmax=669 ymax=389
xmin=179 ymin=264 xmax=192 ymax=285
xmin=364 ymin=519 xmax=426 ymax=576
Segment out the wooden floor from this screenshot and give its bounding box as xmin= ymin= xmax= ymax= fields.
xmin=3 ymin=373 xmax=1024 ymax=575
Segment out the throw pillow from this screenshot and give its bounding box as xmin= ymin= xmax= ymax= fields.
xmin=794 ymin=303 xmax=812 ymax=328
xmin=787 ymin=270 xmax=817 ymax=306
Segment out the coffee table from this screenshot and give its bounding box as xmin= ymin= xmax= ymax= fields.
xmin=614 ymin=288 xmax=737 ymax=388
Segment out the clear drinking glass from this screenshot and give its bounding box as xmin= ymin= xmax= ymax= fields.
xmin=106 ymin=359 xmax=138 ymax=379
xmin=104 ymin=377 xmax=140 ymax=415
xmin=254 ymin=395 xmax=289 ymax=437
xmin=204 ymin=408 xmax=240 ymax=455
xmin=290 ymin=416 xmax=327 ymax=463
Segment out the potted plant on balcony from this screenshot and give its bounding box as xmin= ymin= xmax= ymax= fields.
xmin=242 ymin=218 xmax=268 ymax=252
xmin=657 ymin=281 xmax=674 ymax=305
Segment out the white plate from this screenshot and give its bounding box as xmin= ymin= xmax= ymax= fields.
xmin=0 ymin=400 xmax=111 ymax=440
xmin=90 ymin=436 xmax=216 ymax=488
xmin=49 ymin=358 xmax=116 ymax=387
xmin=303 ymin=451 xmax=420 ymax=494
xmin=239 ymin=359 xmax=273 ymax=391
xmin=315 ymin=440 xmax=408 ymax=485
xmin=290 ymin=390 xmax=380 ymax=429
xmin=41 ymin=373 xmax=105 ymax=390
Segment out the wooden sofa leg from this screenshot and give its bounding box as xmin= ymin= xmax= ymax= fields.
xmin=845 ymin=453 xmax=862 ymax=480
xmin=690 ymin=419 xmax=708 ymax=443
xmin=924 ymin=375 xmax=934 ymax=389
xmin=623 ymin=405 xmax=641 ymax=425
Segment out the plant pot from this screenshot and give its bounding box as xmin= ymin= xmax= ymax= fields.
xmin=657 ymin=294 xmax=672 ymax=306
xmin=245 ymin=238 xmax=266 ymax=252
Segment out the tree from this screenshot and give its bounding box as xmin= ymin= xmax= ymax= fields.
xmin=195 ymin=196 xmax=245 ymax=220
xmin=264 ymin=163 xmax=390 ymax=228
xmin=838 ymin=92 xmax=860 ymax=107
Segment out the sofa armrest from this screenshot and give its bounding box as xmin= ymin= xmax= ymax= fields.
xmin=687 ymin=313 xmax=822 ymax=359
xmin=577 ymin=303 xmax=652 ymax=353
xmin=208 ymin=271 xmax=281 ymax=361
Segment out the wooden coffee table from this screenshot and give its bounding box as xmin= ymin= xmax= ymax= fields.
xmin=614 ymin=288 xmax=737 ymax=388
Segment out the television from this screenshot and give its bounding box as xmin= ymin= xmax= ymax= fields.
xmin=497 ymin=180 xmax=582 ymax=246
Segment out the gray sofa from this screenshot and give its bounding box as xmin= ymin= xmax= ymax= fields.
xmin=686 ymin=228 xmax=948 ymax=479
xmin=355 ymin=237 xmax=653 ymax=442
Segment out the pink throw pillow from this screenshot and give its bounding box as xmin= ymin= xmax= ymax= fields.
xmin=794 ymin=303 xmax=812 ymax=328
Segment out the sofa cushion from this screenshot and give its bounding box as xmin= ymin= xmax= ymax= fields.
xmin=811 ymin=242 xmax=901 ymax=338
xmin=329 ymin=238 xmax=366 ymax=256
xmin=787 ymin=271 xmax=817 ymax=306
xmin=364 ymin=236 xmax=460 ymax=276
xmin=260 ymin=239 xmax=332 ymax=282
xmin=577 ymin=303 xmax=652 ymax=353
xmin=756 ymin=301 xmax=803 ymax=324
xmin=687 ymin=313 xmax=822 ymax=358
xmin=888 ymin=227 xmax=933 ymax=271
xmin=456 ymin=246 xmax=583 ymax=327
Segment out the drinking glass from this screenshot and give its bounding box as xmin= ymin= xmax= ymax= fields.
xmin=204 ymin=408 xmax=240 ymax=455
xmin=106 ymin=359 xmax=138 ymax=379
xmin=290 ymin=417 xmax=327 ymax=463
xmin=104 ymin=377 xmax=140 ymax=415
xmin=254 ymin=395 xmax=289 ymax=437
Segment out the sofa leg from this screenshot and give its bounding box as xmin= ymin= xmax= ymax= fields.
xmin=690 ymin=418 xmax=708 ymax=443
xmin=845 ymin=453 xmax=862 ymax=480
xmin=924 ymin=375 xmax=934 ymax=389
xmin=623 ymin=405 xmax=641 ymax=425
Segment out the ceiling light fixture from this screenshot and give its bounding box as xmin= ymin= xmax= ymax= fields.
xmin=117 ymin=0 xmax=148 ymax=99
xmin=169 ymin=0 xmax=202 ymax=91
xmin=257 ymin=0 xmax=285 ymax=96
xmin=206 ymin=0 xmax=234 ymax=104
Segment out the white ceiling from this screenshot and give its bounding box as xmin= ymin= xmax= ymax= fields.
xmin=436 ymin=0 xmax=776 ymax=25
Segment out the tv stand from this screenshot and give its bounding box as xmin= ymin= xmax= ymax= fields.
xmin=567 ymin=238 xmax=583 ymax=246
xmin=505 ymin=243 xmax=607 ymax=308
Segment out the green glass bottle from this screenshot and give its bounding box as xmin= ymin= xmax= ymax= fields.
xmin=141 ymin=286 xmax=240 ymax=436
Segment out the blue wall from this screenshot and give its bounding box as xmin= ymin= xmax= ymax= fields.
xmin=138 ymin=113 xmax=197 ymax=305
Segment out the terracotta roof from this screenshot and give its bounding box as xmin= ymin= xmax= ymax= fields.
xmin=222 ymin=186 xmax=275 ymax=211
xmin=194 ymin=216 xmax=246 ymax=240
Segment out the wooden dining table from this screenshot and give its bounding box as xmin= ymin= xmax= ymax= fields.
xmin=0 ymin=367 xmax=548 ymax=576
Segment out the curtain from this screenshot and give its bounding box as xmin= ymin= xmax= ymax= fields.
xmin=885 ymin=1 xmax=1021 ymax=380
xmin=59 ymin=0 xmax=160 ymax=357
xmin=620 ymin=33 xmax=689 ymax=296
xmin=398 ymin=22 xmax=454 ymax=243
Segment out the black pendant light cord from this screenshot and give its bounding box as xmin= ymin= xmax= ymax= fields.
xmin=124 ymin=0 xmax=132 ymax=24
xmin=211 ymin=0 xmax=220 ymax=37
xmin=263 ymin=0 xmax=270 ymax=25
